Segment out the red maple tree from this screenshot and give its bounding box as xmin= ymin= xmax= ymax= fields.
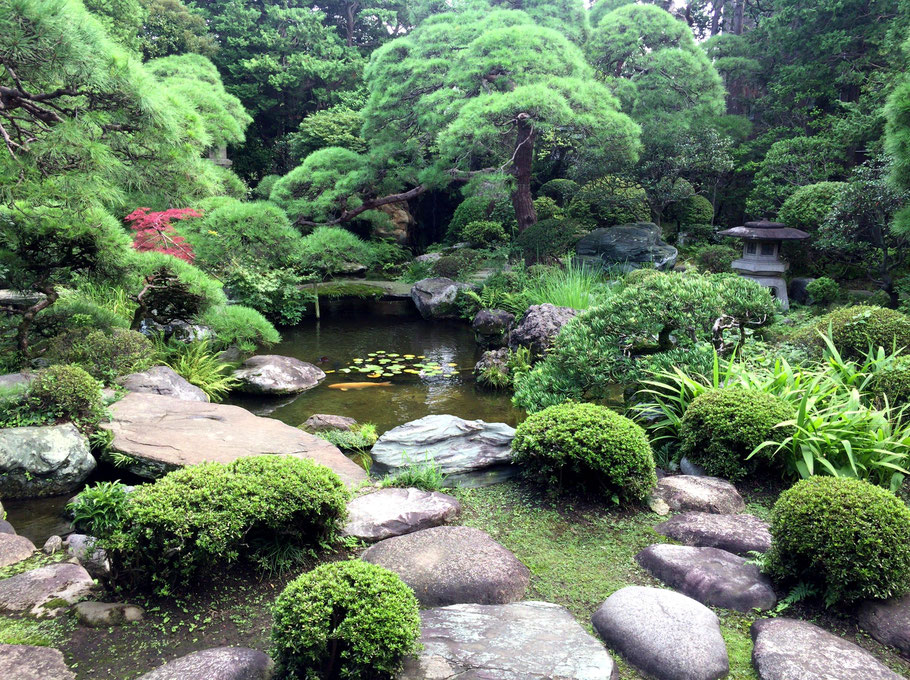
xmin=125 ymin=207 xmax=200 ymax=263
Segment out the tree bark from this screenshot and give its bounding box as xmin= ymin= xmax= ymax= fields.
xmin=731 ymin=0 xmax=745 ymax=35
xmin=16 ymin=284 xmax=56 ymax=357
xmin=711 ymin=0 xmax=726 ymax=35
xmin=511 ymin=114 xmax=537 ymax=233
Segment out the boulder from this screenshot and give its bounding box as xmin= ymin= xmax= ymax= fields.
xmin=0 ymin=645 xmax=75 ymax=680
xmin=472 ymin=309 xmax=515 ymax=348
xmin=42 ymin=535 xmax=63 ymax=555
xmin=0 ymin=533 xmax=35 ymax=567
xmin=399 ymin=601 xmax=616 ymax=680
xmin=101 ymin=393 xmax=366 ymax=487
xmin=74 ymin=601 xmax=144 ymax=627
xmin=361 ymin=526 xmax=530 ymax=607
xmin=232 ymin=355 xmax=325 ymax=395
xmin=592 ymin=586 xmax=728 ymax=680
xmin=751 ymin=618 xmax=902 ymax=680
xmin=0 ymin=290 xmax=46 ymax=309
xmin=370 ymin=414 xmax=516 ymax=487
xmin=0 ymin=372 xmax=33 ymax=389
xmin=410 ymin=278 xmax=471 ymax=320
xmin=0 ymin=562 xmax=94 ymax=617
xmin=415 ymin=252 xmax=443 ymax=264
xmin=508 ymin=304 xmax=577 ymax=356
xmin=575 ymin=222 xmax=678 ymax=272
xmin=858 ymin=595 xmax=910 ymax=656
xmin=118 ymin=366 xmax=208 ymax=402
xmin=302 ymin=414 xmax=358 ymax=433
xmin=375 ymin=201 xmax=414 ymax=244
xmin=473 ymin=348 xmax=510 ymax=384
xmin=0 ymin=424 xmax=96 ymax=499
xmin=138 ymin=318 xmax=212 ymax=343
xmin=679 ymin=456 xmax=708 ymax=476
xmin=65 ymin=534 xmax=110 ymax=579
xmin=343 ymin=488 xmax=461 ymax=542
xmin=135 ymin=647 xmax=274 ymax=680
xmin=0 ymin=520 xmax=14 ymax=535
xmin=636 ymin=544 xmax=777 ymax=612
xmin=652 ymin=475 xmax=745 ymax=514
xmin=654 ymin=512 xmax=772 ymax=556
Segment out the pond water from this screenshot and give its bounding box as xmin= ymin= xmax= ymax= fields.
xmin=229 ymin=299 xmax=524 ymax=434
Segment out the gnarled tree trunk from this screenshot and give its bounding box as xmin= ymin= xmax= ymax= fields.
xmin=511 ymin=114 xmax=537 ymax=233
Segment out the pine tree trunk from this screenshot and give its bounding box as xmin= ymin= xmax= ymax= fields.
xmin=511 ymin=115 xmax=537 ymax=233
xmin=731 ymin=0 xmax=745 ymax=35
xmin=711 ymin=0 xmax=725 ymax=35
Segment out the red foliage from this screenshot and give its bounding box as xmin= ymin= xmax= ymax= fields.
xmin=125 ymin=207 xmax=200 ymax=263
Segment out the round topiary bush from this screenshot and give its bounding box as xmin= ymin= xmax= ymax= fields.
xmin=511 ymin=402 xmax=657 ymax=502
xmin=462 ymin=220 xmax=507 ymax=247
xmin=271 ymin=560 xmax=420 ymax=680
xmin=811 ymin=305 xmax=910 ymax=358
xmin=679 ymin=388 xmax=793 ymax=481
xmin=567 ymin=175 xmax=650 ymax=228
xmin=777 ymin=181 xmax=846 ymax=233
xmin=870 ymin=357 xmax=910 ymax=406
xmin=514 ymin=218 xmax=586 ymax=261
xmin=766 ymin=476 xmax=910 ymax=605
xmin=672 ymin=194 xmax=714 ymax=227
xmin=48 ymin=328 xmax=153 ymax=383
xmin=447 ymin=194 xmax=514 ymax=241
xmin=806 ymin=276 xmax=839 ymax=305
xmin=106 ymin=456 xmax=349 ymax=591
xmin=28 ymin=364 xmax=105 ymax=423
xmin=533 ymin=196 xmax=561 ymax=220
xmin=431 ymin=250 xmax=481 ymax=279
xmin=693 ymin=245 xmax=739 ymax=274
xmin=622 ymin=268 xmax=661 ymax=287
xmin=538 ymin=178 xmax=579 ymax=206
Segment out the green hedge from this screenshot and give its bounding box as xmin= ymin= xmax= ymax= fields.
xmin=271 ymin=560 xmax=420 ymax=679
xmin=810 ymin=305 xmax=910 ymax=358
xmin=566 ymin=175 xmax=650 ymax=228
xmin=766 ymin=476 xmax=910 ymax=605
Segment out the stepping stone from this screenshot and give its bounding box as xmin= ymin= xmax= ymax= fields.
xmin=135 ymin=647 xmax=274 ymax=680
xmin=361 ymin=525 xmax=530 ymax=606
xmin=399 ymin=601 xmax=616 ymax=680
xmin=343 ymin=488 xmax=461 ymax=542
xmin=637 ymin=544 xmax=777 ymax=612
xmin=751 ymin=618 xmax=903 ymax=680
xmin=0 ymin=644 xmax=75 ymax=680
xmin=232 ymin=354 xmax=325 ymax=395
xmin=102 ymin=392 xmax=367 ymax=487
xmin=302 ymin=414 xmax=358 ymax=432
xmin=654 ymin=512 xmax=771 ymax=555
xmin=74 ymin=601 xmax=144 ymax=627
xmin=592 ymin=586 xmax=729 ymax=680
xmin=118 ymin=366 xmax=209 ymax=402
xmin=0 ymin=533 xmax=35 ymax=567
xmin=858 ymin=594 xmax=910 ymax=656
xmin=652 ymin=475 xmax=745 ymax=514
xmin=0 ymin=562 xmax=94 ymax=617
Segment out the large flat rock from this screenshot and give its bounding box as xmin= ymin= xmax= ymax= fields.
xmin=858 ymin=594 xmax=910 ymax=655
xmin=751 ymin=618 xmax=903 ymax=680
xmin=654 ymin=512 xmax=771 ymax=555
xmin=399 ymin=601 xmax=616 ymax=680
xmin=0 ymin=562 xmax=94 ymax=617
xmin=343 ymin=488 xmax=461 ymax=542
xmin=135 ymin=647 xmax=274 ymax=680
xmin=0 ymin=424 xmax=96 ymax=499
xmin=371 ymin=414 xmax=516 ymax=487
xmin=652 ymin=475 xmax=745 ymax=514
xmin=0 ymin=644 xmax=75 ymax=680
xmin=592 ymin=586 xmax=728 ymax=680
xmin=361 ymin=526 xmax=529 ymax=607
xmin=636 ymin=544 xmax=777 ymax=612
xmin=102 ymin=393 xmax=366 ymax=486
xmin=0 ymin=533 xmax=36 ymax=567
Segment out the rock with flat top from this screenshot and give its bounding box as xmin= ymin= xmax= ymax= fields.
xmin=636 ymin=544 xmax=777 ymax=612
xmin=74 ymin=601 xmax=144 ymax=627
xmin=118 ymin=365 xmax=208 ymax=402
xmin=410 ymin=278 xmax=471 ymax=320
xmin=751 ymin=618 xmax=902 ymax=680
xmin=0 ymin=562 xmax=94 ymax=617
xmin=654 ymin=512 xmax=771 ymax=555
xmin=302 ymin=414 xmax=358 ymax=432
xmin=233 ymin=355 xmax=325 ymax=395
xmin=399 ymin=601 xmax=616 ymax=680
xmin=652 ymin=475 xmax=745 ymax=514
xmin=0 ymin=533 xmax=35 ymax=567
xmin=343 ymin=488 xmax=461 ymax=542
xmin=101 ymin=393 xmax=366 ymax=486
xmin=135 ymin=647 xmax=274 ymax=680
xmin=362 ymin=526 xmax=529 ymax=607
xmin=0 ymin=645 xmax=75 ymax=680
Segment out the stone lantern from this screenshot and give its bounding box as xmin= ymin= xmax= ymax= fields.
xmin=716 ymin=219 xmax=809 ymax=310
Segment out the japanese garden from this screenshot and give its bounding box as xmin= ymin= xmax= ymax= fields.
xmin=4 ymin=0 xmax=910 ymax=678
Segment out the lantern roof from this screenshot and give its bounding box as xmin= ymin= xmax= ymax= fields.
xmin=717 ymin=219 xmax=810 ymax=241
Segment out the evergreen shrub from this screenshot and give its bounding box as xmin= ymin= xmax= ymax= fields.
xmin=806 ymin=277 xmax=839 ymax=305
xmin=47 ymin=328 xmax=152 ymax=382
xmin=810 ymin=305 xmax=910 ymax=358
xmin=28 ymin=364 xmax=105 ymax=424
xmin=538 ymin=178 xmax=579 ymax=206
xmin=462 ymin=220 xmax=507 ymax=247
xmin=567 ymin=175 xmax=650 ymax=227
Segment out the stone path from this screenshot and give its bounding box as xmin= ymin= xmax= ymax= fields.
xmin=592 ymin=586 xmax=729 ymax=680
xmin=361 ymin=525 xmax=529 ymax=606
xmin=637 ymin=544 xmax=777 ymax=612
xmin=399 ymin=601 xmax=616 ymax=680
xmin=343 ymin=487 xmax=461 ymax=542
xmin=102 ymin=392 xmax=367 ymax=486
xmin=654 ymin=511 xmax=771 ymax=555
xmin=651 ymin=475 xmax=745 ymax=514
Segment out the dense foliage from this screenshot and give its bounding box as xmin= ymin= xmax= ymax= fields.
xmin=809 ymin=306 xmax=910 ymax=358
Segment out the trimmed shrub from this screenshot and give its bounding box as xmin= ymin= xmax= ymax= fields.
xmin=447 ymin=194 xmax=514 ymax=241
xmin=870 ymin=357 xmax=910 ymax=405
xmin=35 ymin=298 xmax=130 ymax=339
xmin=511 ymin=402 xmax=657 ymax=502
xmin=766 ymin=476 xmax=910 ymax=605
xmin=810 ymin=305 xmax=910 ymax=358
xmin=47 ymin=328 xmax=153 ymax=383
xmin=431 ymin=250 xmax=482 ymax=280
xmin=462 ymin=220 xmax=507 ymax=247
xmin=201 ymin=304 xmax=281 ymax=352
xmin=533 ymin=196 xmax=562 ymax=221
xmin=679 ymin=388 xmax=794 ymax=481
xmin=806 ymin=277 xmax=839 ymax=305
xmin=28 ymin=364 xmax=105 ymax=424
xmin=622 ymin=268 xmax=661 ymax=287
xmin=672 ymin=194 xmax=714 ymax=227
xmin=777 ymin=181 xmax=846 ymax=233
xmin=106 ymin=456 xmax=349 ymax=592
xmin=693 ymin=244 xmax=738 ymax=274
xmin=567 ymin=175 xmax=650 ymax=228
xmin=538 ymin=178 xmax=579 ymax=206
xmin=270 ymin=560 xmax=420 ymax=680
xmin=515 ymin=218 xmax=586 ymax=261
xmin=253 ymin=174 xmax=281 ymax=200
